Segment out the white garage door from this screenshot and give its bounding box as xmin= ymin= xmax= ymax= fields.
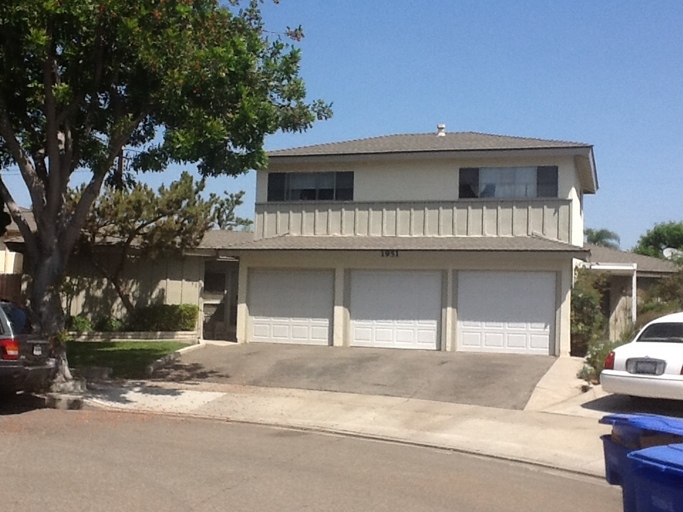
xmin=457 ymin=271 xmax=556 ymax=355
xmin=248 ymin=269 xmax=334 ymax=345
xmin=350 ymin=270 xmax=441 ymax=350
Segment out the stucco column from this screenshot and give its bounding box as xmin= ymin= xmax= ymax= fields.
xmin=443 ymin=269 xmax=454 ymax=351
xmin=631 ymin=267 xmax=638 ymax=326
xmin=236 ymin=259 xmax=249 ymax=344
xmin=333 ymin=267 xmax=345 ymax=347
xmin=557 ymin=265 xmax=572 ymax=357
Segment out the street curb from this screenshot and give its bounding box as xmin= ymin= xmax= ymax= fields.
xmin=46 ymin=393 xmax=84 ymax=410
xmin=145 ymin=341 xmax=207 ymax=376
xmin=83 ymin=397 xmax=606 ymax=481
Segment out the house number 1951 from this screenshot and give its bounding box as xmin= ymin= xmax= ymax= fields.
xmin=381 ymin=250 xmax=399 ymax=258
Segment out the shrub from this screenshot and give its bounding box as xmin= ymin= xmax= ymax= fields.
xmin=651 ymin=269 xmax=683 ymax=308
xmin=584 ymin=339 xmax=624 ymax=383
xmin=579 ymin=325 xmax=634 ymax=384
xmin=126 ymin=303 xmax=198 ymax=332
xmin=94 ymin=315 xmax=124 ymax=332
xmin=571 ymin=269 xmax=609 ymax=357
xmin=66 ymin=314 xmax=93 ymax=333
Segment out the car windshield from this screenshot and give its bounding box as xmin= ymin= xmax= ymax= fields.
xmin=637 ymin=322 xmax=683 ymax=343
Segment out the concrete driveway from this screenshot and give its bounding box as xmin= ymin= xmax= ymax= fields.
xmin=153 ymin=343 xmax=555 ymax=410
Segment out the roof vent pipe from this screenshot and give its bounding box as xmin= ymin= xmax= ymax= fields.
xmin=437 ymin=124 xmax=446 ymax=136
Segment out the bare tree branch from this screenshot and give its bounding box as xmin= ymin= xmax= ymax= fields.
xmin=0 ymin=104 xmax=46 ymax=217
xmin=43 ymin=48 xmax=63 ymax=243
xmin=0 ymin=176 xmax=38 ymax=264
xmin=62 ymin=109 xmax=147 ymax=256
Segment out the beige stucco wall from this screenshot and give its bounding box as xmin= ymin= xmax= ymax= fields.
xmin=234 ymin=250 xmax=574 ymax=356
xmin=65 ymin=255 xmax=203 ymax=320
xmin=568 ymin=158 xmax=585 ymax=246
xmin=257 ymin=154 xmax=584 ymax=245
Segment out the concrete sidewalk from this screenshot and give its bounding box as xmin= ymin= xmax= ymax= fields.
xmin=84 ymin=377 xmax=612 ymax=479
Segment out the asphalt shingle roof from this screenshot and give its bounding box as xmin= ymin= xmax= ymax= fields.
xmin=268 ymin=131 xmax=591 ymax=158
xmin=225 ymin=234 xmax=586 ymax=254
xmin=199 ymin=230 xmax=254 ymax=249
xmin=585 ymin=244 xmax=678 ymax=274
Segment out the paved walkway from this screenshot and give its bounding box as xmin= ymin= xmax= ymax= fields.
xmin=83 ymin=352 xmax=615 ymax=479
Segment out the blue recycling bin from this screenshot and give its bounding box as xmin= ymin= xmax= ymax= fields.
xmin=601 ymin=434 xmax=639 ymax=512
xmin=599 ymin=414 xmax=683 ymax=512
xmin=628 ymin=444 xmax=683 ymax=512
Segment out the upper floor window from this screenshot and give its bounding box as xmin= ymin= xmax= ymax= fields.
xmin=458 ymin=166 xmax=558 ymax=199
xmin=267 ymin=171 xmax=354 ymax=201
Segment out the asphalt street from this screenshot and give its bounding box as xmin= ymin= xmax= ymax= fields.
xmin=0 ymin=404 xmax=621 ymax=512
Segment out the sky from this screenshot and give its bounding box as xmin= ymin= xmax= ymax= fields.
xmin=256 ymin=0 xmax=683 ymax=250
xmin=5 ymin=0 xmax=683 ymax=250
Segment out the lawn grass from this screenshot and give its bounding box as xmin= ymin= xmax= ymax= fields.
xmin=66 ymin=340 xmax=190 ymax=379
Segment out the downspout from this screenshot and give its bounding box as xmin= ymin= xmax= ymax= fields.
xmin=631 ymin=265 xmax=637 ymax=326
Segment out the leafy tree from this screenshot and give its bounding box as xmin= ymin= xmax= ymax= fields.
xmin=584 ymin=228 xmax=620 ymax=249
xmin=72 ymin=171 xmax=221 ymax=316
xmin=645 ymin=270 xmax=683 ymax=313
xmin=212 ymin=190 xmax=253 ymax=231
xmin=0 ymin=0 xmax=330 ymax=383
xmin=633 ymin=221 xmax=683 ymax=259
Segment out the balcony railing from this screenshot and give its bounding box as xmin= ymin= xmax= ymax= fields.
xmin=254 ymin=199 xmax=572 ymax=242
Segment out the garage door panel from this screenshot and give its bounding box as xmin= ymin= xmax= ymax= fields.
xmin=457 ymin=271 xmax=555 ymax=355
xmin=461 ymin=333 xmax=482 ymax=348
xmin=417 ymin=329 xmax=436 ymax=343
xmin=530 ymin=335 xmax=549 ymax=349
xmin=507 ymin=334 xmax=527 ymax=348
xmin=484 ymin=333 xmax=505 ymax=348
xmin=271 ymin=323 xmax=289 ymax=338
xmin=529 ymin=322 xmax=549 ymax=331
xmin=249 ymin=269 xmax=333 ymax=345
xmin=350 ymin=271 xmax=441 ymax=349
xmin=254 ymin=325 xmax=268 ymax=337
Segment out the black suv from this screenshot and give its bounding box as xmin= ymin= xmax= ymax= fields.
xmin=0 ymin=302 xmax=54 ymax=394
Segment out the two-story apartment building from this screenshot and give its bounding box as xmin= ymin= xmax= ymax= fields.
xmin=226 ymin=129 xmax=598 ymax=356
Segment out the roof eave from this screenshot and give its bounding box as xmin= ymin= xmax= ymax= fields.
xmin=265 ymin=146 xmax=595 ymax=168
xmin=223 ymin=246 xmax=588 ymax=258
xmin=574 ymin=146 xmax=598 ymax=194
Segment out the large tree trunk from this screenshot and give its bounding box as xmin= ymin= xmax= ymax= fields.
xmin=29 ymin=250 xmax=74 ymax=386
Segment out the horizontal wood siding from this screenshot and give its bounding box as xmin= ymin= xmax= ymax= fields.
xmin=255 ymin=200 xmax=572 ymax=242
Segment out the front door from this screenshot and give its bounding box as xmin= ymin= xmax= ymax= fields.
xmin=202 ymin=261 xmax=239 ymax=341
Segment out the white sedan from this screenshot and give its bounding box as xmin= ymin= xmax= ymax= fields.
xmin=601 ymin=312 xmax=683 ymax=400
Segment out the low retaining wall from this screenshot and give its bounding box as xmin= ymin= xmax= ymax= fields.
xmin=69 ymin=331 xmax=200 ymax=342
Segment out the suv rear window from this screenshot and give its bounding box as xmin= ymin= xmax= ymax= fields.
xmin=637 ymin=323 xmax=683 ymax=342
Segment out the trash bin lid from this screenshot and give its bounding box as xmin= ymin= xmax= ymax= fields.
xmin=600 ymin=414 xmax=683 ymax=437
xmin=627 ymin=444 xmax=683 ymax=477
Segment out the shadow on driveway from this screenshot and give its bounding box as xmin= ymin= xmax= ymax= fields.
xmin=581 ymin=393 xmax=683 ymax=418
xmin=152 ymin=343 xmax=555 ymax=410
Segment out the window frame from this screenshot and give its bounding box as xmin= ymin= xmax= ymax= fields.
xmin=458 ymin=166 xmax=558 ymax=200
xmin=267 ymin=171 xmax=354 ymax=202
